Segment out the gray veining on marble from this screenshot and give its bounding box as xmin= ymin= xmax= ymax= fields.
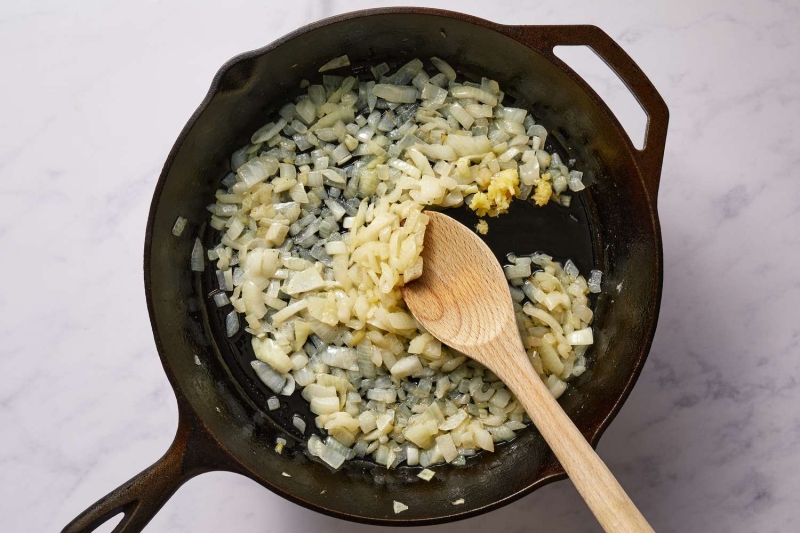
xmin=1 ymin=0 xmax=798 ymax=531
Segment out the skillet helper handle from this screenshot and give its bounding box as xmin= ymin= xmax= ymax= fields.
xmin=61 ymin=417 xmax=209 ymax=533
xmin=505 ymin=24 xmax=669 ymax=199
xmin=502 ymin=348 xmax=655 ymax=533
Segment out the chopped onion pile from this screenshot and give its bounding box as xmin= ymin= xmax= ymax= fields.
xmin=203 ymin=57 xmax=597 ymax=471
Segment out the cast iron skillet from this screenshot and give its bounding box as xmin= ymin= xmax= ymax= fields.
xmin=62 ymin=8 xmax=667 ymax=532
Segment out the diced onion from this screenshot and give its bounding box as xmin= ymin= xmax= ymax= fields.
xmin=588 ymin=270 xmax=603 ymax=293
xmin=417 ymin=468 xmax=436 ymax=481
xmin=252 ymin=336 xmax=293 ymax=374
xmin=212 ymin=292 xmax=230 ymax=308
xmin=172 ymin=216 xmax=187 ymax=236
xmin=190 ymin=238 xmax=204 ymax=271
xmin=567 ymin=327 xmax=594 ymax=345
xmin=251 ymin=360 xmax=286 ymax=393
xmin=430 ymin=57 xmax=456 ymax=81
xmin=293 ymin=414 xmax=307 ymax=433
xmin=280 ymin=374 xmax=296 ymax=396
xmin=275 ymin=436 xmax=286 ymax=453
xmin=225 ymin=310 xmax=239 ymax=337
xmin=390 ymin=355 xmax=423 ymax=379
xmin=319 ymin=54 xmax=350 ymax=72
xmin=450 ymin=86 xmax=497 ymax=106
xmin=252 ymin=119 xmax=288 ymax=144
xmin=372 ymin=84 xmax=418 ymax=104
xmin=449 ymin=103 xmax=474 ymax=129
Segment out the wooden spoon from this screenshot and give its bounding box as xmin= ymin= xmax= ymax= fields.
xmin=402 ymin=212 xmax=653 ymax=533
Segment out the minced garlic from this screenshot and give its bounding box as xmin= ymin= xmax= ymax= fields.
xmin=469 ymin=168 xmax=520 ymax=217
xmin=533 ymin=172 xmax=553 ymax=207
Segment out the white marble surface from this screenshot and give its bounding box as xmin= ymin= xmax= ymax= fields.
xmin=1 ymin=0 xmax=799 ymax=531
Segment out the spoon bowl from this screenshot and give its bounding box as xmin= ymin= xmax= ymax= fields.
xmin=402 ymin=212 xmax=518 ymax=359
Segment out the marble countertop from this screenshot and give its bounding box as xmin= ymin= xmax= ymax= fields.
xmin=2 ymin=0 xmax=798 ymax=531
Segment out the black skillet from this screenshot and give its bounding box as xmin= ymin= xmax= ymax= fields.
xmin=62 ymin=8 xmax=668 ymax=531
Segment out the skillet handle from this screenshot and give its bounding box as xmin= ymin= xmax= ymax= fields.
xmin=503 ymin=24 xmax=669 ymax=199
xmin=61 ymin=414 xmax=220 ymax=533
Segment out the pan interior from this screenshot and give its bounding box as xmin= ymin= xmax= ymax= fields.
xmin=199 ymin=115 xmax=600 ymax=460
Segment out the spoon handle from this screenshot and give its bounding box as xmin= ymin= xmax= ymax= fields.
xmin=503 ymin=348 xmax=654 ymax=533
